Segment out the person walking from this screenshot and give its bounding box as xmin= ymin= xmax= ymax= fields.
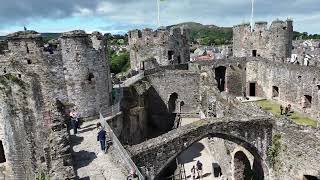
xmin=97 ymin=122 xmax=107 ymax=154
xmin=196 ymin=160 xmax=203 ymax=179
xmin=126 ymin=169 xmax=140 ymax=180
xmin=75 ymin=110 xmax=81 ymax=129
xmin=191 ymin=165 xmax=196 ymax=180
xmin=280 ymin=105 xmax=283 ymax=115
xmin=70 ymin=109 xmax=78 ymax=135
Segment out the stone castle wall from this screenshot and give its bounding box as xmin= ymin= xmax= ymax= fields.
xmin=246 ymin=60 xmax=320 ymax=120
xmin=233 ymin=19 xmax=293 ymax=60
xmin=0 ymin=30 xmax=112 ymax=179
xmin=128 ymin=27 xmax=190 ymax=70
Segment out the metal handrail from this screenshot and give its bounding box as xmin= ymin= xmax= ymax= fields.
xmin=99 ymin=113 xmax=145 ymax=180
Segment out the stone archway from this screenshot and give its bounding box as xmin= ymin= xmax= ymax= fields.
xmin=152 ymin=133 xmax=268 ymax=180
xmin=130 ymin=117 xmax=273 ymax=179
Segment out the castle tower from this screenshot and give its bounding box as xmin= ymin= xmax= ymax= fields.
xmin=233 ymin=19 xmax=293 ymax=60
xmin=7 ymin=31 xmax=43 ymax=55
xmin=128 ymin=27 xmax=190 ymax=70
xmin=60 ymin=30 xmax=111 ymax=118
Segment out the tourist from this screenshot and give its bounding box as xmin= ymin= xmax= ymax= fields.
xmin=97 ymin=122 xmax=107 ymax=153
xmin=126 ymin=169 xmax=140 ymax=180
xmin=191 ymin=165 xmax=196 ymax=179
xmin=196 ymin=160 xmax=203 ymax=179
xmin=70 ymin=109 xmax=78 ymax=135
xmin=288 ymin=104 xmax=292 ymax=112
xmin=75 ymin=110 xmax=81 ymax=129
xmin=284 ymin=106 xmax=289 ymax=116
xmin=280 ymin=105 xmax=283 ymax=115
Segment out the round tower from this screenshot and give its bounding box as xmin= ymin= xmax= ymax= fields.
xmin=60 ymin=30 xmax=110 ymax=118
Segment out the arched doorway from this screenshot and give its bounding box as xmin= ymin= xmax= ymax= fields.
xmin=234 ymin=151 xmax=252 ymax=180
xmin=168 ymin=92 xmax=178 ymax=113
xmin=215 ymin=66 xmax=227 ymax=92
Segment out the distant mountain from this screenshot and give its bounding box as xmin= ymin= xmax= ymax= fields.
xmin=169 ymin=22 xmax=233 ymax=45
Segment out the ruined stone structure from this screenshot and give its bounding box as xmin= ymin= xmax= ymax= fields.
xmin=128 ymin=27 xmax=190 ymax=70
xmin=0 ymin=30 xmax=111 ymax=179
xmin=0 ymin=17 xmax=319 ymax=180
xmin=129 ymin=117 xmax=273 ymax=179
xmin=114 ymin=55 xmax=320 ymax=180
xmin=233 ymin=19 xmax=293 ymax=60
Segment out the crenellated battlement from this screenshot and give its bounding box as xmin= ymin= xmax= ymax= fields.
xmin=233 ymin=18 xmax=293 ymax=59
xmin=233 ymin=19 xmax=292 ymax=33
xmin=129 ymin=27 xmax=189 ymax=46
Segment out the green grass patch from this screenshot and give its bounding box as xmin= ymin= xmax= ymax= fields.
xmin=257 ymin=100 xmax=318 ymax=127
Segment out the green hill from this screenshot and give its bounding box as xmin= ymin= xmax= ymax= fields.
xmin=0 ymin=33 xmax=60 ymax=42
xmin=169 ymin=22 xmax=233 ymax=45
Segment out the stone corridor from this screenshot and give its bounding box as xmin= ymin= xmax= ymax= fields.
xmin=70 ymin=119 xmax=126 ymax=180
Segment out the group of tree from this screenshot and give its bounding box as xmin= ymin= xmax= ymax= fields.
xmin=293 ymin=31 xmax=320 ymax=40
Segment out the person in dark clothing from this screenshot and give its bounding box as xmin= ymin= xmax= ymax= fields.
xmin=196 ymin=160 xmax=203 ymax=179
xmin=284 ymin=107 xmax=289 ymax=116
xmin=97 ymin=123 xmax=107 ymax=153
xmin=280 ymin=105 xmax=283 ymax=115
xmin=70 ymin=109 xmax=78 ymax=135
xmin=191 ymin=165 xmax=196 ymax=180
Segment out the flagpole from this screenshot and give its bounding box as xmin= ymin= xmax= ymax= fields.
xmin=251 ymin=0 xmax=255 ymax=32
xmin=157 ymin=0 xmax=160 ymax=27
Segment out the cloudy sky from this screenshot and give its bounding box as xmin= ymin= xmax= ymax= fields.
xmin=0 ymin=0 xmax=319 ymax=35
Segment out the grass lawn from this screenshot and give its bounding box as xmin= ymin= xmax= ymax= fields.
xmin=257 ymin=100 xmax=318 ymax=127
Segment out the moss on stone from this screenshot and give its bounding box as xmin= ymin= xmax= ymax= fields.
xmin=0 ymin=74 xmax=26 ymax=89
xmin=268 ymin=133 xmax=282 ymax=169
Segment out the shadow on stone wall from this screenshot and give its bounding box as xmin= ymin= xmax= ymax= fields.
xmin=145 ymin=87 xmax=176 ymax=138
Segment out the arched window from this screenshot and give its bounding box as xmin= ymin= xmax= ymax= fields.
xmin=168 ymin=93 xmax=178 ymax=113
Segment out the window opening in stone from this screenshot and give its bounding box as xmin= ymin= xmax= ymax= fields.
xmin=215 ymin=66 xmax=226 ymax=92
xmin=168 ymin=92 xmax=178 ymax=113
xmin=26 ymin=43 xmax=30 ymax=53
xmin=88 ymin=73 xmax=94 ymax=82
xmin=249 ymin=82 xmax=256 ymax=96
xmin=179 ymin=101 xmax=185 ymax=113
xmin=0 ymin=141 xmax=6 ymax=163
xmin=27 ymin=59 xmax=32 ymax=64
xmin=283 ymin=27 xmax=287 ymax=30
xmin=168 ymin=50 xmax=174 ymax=60
xmin=303 ymin=175 xmax=319 ymax=180
xmin=298 ymin=76 xmax=302 ymax=82
xmin=303 ymin=95 xmax=312 ymax=108
xmin=18 ymin=74 xmax=21 ymax=78
xmin=252 ymin=50 xmax=257 ymax=57
xmin=317 ymin=85 xmax=320 ymax=91
xmin=138 ymin=31 xmax=142 ymax=38
xmin=3 ymin=68 xmax=6 ymax=74
xmin=177 ymin=55 xmax=181 ymax=64
xmin=272 ymin=86 xmax=279 ymax=97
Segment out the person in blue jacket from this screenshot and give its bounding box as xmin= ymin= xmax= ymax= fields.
xmin=97 ymin=122 xmax=107 ymax=153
